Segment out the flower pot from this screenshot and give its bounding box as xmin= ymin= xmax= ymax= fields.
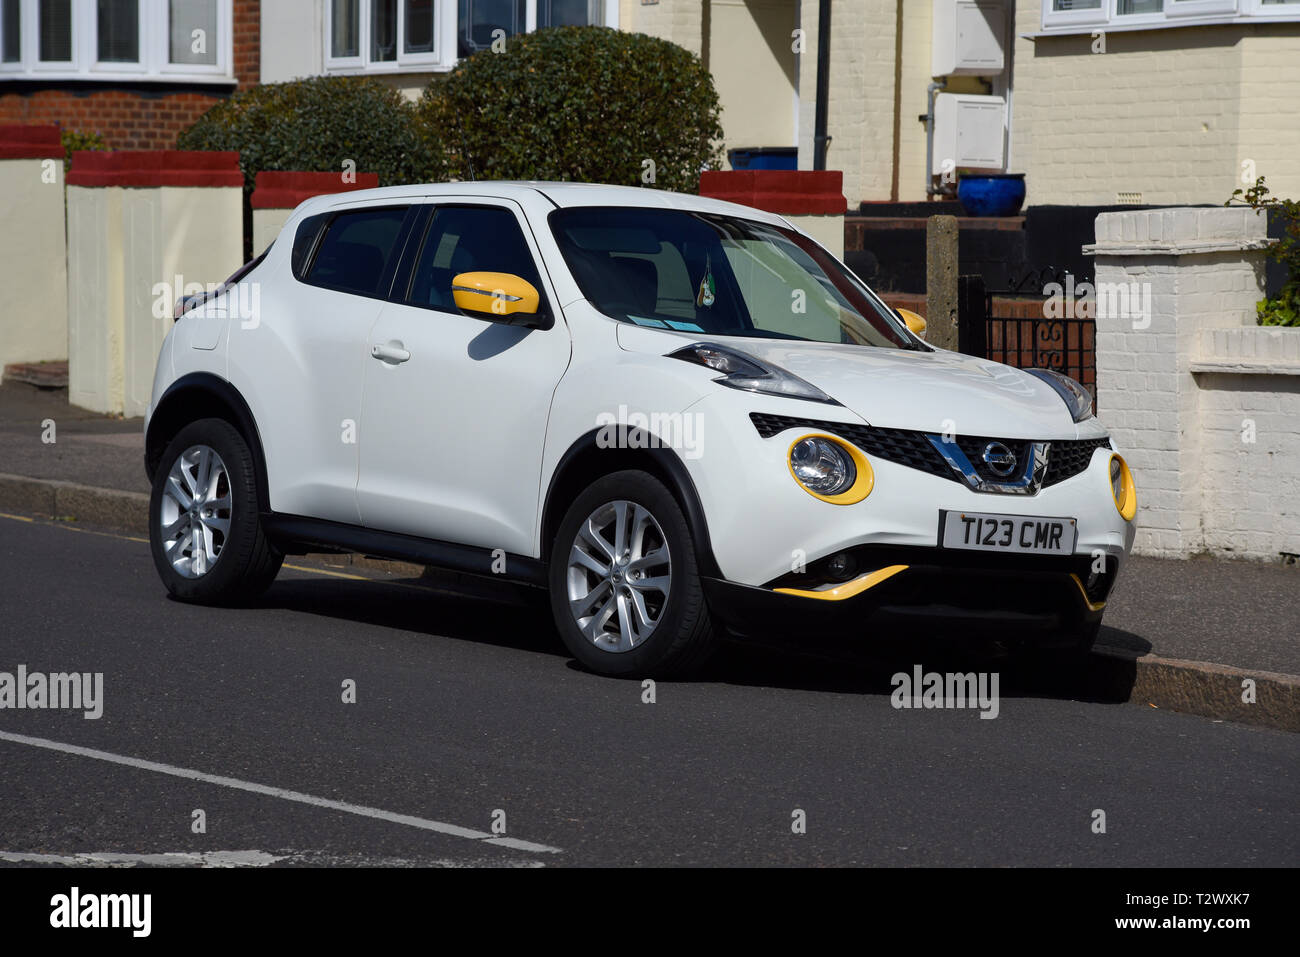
xmin=957 ymin=173 xmax=1026 ymax=217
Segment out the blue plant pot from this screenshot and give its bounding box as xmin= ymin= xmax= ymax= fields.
xmin=957 ymin=173 xmax=1026 ymax=217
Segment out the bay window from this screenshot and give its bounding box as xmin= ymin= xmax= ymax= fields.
xmin=326 ymin=0 xmax=615 ymax=72
xmin=1041 ymin=0 xmax=1300 ymax=31
xmin=0 ymin=0 xmax=232 ymax=80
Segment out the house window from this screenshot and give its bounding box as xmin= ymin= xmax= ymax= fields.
xmin=170 ymin=0 xmax=217 ymax=65
xmin=327 ymin=0 xmax=445 ymax=69
xmin=0 ymin=0 xmax=232 ymax=80
xmin=458 ymin=0 xmax=603 ymax=54
xmin=40 ymin=0 xmax=73 ymax=62
xmin=325 ymin=0 xmax=613 ymax=71
xmin=98 ymin=0 xmax=140 ymax=64
xmin=1042 ymin=0 xmax=1300 ymax=30
xmin=1 ymin=0 xmax=18 ymax=61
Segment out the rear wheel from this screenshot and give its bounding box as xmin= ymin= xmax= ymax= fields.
xmin=548 ymin=471 xmax=716 ymax=677
xmin=149 ymin=418 xmax=282 ymax=604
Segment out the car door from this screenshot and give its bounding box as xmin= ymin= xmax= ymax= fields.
xmin=230 ymin=201 xmax=416 ymax=524
xmin=356 ymin=199 xmax=572 ymax=557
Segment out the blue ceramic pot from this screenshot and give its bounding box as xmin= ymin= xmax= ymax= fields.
xmin=957 ymin=173 xmax=1026 ymax=217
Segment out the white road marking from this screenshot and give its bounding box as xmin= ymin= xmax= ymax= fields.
xmin=0 ymin=730 xmax=562 ymax=855
xmin=0 ymin=850 xmax=283 ymax=868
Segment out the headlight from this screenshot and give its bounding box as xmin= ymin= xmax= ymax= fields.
xmin=1026 ymin=368 xmax=1093 ymax=422
xmin=787 ymin=434 xmax=874 ymax=504
xmin=791 ymin=436 xmax=855 ymax=494
xmin=1109 ymin=453 xmax=1137 ymax=521
xmin=669 ymin=343 xmax=839 ymax=405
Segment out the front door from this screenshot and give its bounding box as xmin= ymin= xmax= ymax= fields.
xmin=356 ymin=200 xmax=571 ymax=557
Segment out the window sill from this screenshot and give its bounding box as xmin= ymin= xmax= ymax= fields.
xmin=322 ymin=63 xmax=454 ymax=76
xmin=1028 ymin=12 xmax=1300 ymax=38
xmin=0 ymin=69 xmax=236 ymax=85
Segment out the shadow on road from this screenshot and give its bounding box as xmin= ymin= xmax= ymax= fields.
xmin=249 ymin=573 xmax=1151 ymax=706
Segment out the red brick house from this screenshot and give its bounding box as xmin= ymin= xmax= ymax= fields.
xmin=0 ymin=0 xmax=260 ymax=150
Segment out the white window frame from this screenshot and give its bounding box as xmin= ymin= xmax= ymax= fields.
xmin=1040 ymin=0 xmax=1300 ymax=32
xmin=0 ymin=0 xmax=233 ymax=82
xmin=323 ymin=0 xmax=619 ymax=75
xmin=324 ymin=0 xmax=453 ymax=74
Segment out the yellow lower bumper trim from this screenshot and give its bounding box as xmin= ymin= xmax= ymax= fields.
xmin=773 ymin=564 xmax=909 ymax=601
xmin=1070 ymin=573 xmax=1107 ymax=612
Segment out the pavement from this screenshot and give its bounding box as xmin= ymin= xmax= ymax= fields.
xmin=0 ymin=514 xmax=1296 ymax=867
xmin=1 ymin=380 xmax=1297 ymax=733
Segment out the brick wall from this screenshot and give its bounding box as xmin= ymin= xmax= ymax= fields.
xmin=0 ymin=0 xmax=259 ymax=151
xmin=1011 ymin=6 xmax=1300 ymax=206
xmin=1090 ymin=207 xmax=1299 ymax=561
xmin=796 ymin=0 xmax=898 ymax=205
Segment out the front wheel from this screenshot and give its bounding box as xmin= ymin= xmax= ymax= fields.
xmin=548 ymin=470 xmax=717 ymax=678
xmin=149 ymin=417 xmax=282 ymax=604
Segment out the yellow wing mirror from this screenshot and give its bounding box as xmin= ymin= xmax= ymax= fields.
xmin=452 ymin=272 xmax=541 ymax=322
xmin=896 ymin=308 xmax=927 ymax=339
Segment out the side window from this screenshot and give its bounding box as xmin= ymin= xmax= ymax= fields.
xmin=291 ymin=212 xmax=330 ymax=280
xmin=305 ymin=206 xmax=409 ymax=297
xmin=408 ymin=205 xmax=545 ymax=313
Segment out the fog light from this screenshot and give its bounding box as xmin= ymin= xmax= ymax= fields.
xmin=826 ymin=553 xmax=857 ymax=581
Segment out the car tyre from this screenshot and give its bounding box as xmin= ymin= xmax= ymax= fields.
xmin=149 ymin=418 xmax=282 ymax=605
xmin=549 ymin=470 xmax=717 ymax=678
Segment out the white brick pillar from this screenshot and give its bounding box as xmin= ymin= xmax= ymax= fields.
xmin=0 ymin=125 xmax=68 ymax=375
xmin=65 ymin=150 xmax=243 ymax=416
xmin=1085 ymin=207 xmax=1272 ymax=557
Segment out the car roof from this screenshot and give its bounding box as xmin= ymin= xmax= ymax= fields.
xmin=294 ymin=180 xmax=790 ymax=227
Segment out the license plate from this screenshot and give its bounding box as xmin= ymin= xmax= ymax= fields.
xmin=940 ymin=510 xmax=1077 ymax=555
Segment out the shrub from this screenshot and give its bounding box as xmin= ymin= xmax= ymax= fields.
xmin=417 ymin=26 xmax=723 ymax=193
xmin=177 ymin=75 xmax=436 ymax=188
xmin=1226 ymin=176 xmax=1300 ymax=327
xmin=61 ymin=128 xmax=107 ymax=172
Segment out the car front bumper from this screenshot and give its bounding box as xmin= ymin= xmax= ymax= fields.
xmin=702 ymin=543 xmax=1113 ymax=646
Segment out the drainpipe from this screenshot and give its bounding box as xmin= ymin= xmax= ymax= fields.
xmin=923 ymin=80 xmax=944 ymax=198
xmin=813 ymin=0 xmax=832 ymax=170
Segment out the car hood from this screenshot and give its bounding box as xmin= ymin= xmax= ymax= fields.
xmin=616 ymin=325 xmax=1085 ymax=438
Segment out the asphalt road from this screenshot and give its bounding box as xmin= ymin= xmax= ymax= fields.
xmin=0 ymin=514 xmax=1295 ymax=867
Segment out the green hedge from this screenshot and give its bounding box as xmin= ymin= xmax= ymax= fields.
xmin=176 ymin=75 xmax=434 ymax=188
xmin=416 ymin=27 xmax=723 ymax=192
xmin=176 ymin=28 xmax=724 ymax=196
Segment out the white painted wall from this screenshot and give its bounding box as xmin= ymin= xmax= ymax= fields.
xmin=1090 ymin=206 xmax=1299 ymax=562
xmin=0 ymin=157 xmax=68 ymax=373
xmin=67 ymin=185 xmax=242 ymax=415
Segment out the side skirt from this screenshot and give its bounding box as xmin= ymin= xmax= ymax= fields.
xmin=261 ymin=514 xmax=548 ymax=588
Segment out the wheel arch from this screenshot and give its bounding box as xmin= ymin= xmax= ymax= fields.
xmin=541 ymin=427 xmax=720 ymax=579
xmin=145 ymin=373 xmax=270 ymax=512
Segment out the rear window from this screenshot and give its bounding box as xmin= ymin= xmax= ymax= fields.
xmin=304 ymin=206 xmax=409 ymax=298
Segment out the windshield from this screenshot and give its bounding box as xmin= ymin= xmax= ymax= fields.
xmin=549 ymin=207 xmax=921 ymax=349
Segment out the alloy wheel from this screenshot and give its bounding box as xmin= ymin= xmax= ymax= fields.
xmin=566 ymin=499 xmax=672 ymax=653
xmin=158 ymin=444 xmax=232 ymax=579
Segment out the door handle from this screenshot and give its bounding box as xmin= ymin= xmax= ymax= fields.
xmin=371 ymin=341 xmax=411 ymax=364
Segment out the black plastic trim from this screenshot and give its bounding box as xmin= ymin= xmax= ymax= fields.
xmin=145 ymin=373 xmax=270 ymax=511
xmin=261 ymin=514 xmax=547 ymax=588
xmin=541 ymin=427 xmax=721 ymax=579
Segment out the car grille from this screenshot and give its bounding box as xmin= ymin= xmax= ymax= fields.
xmin=749 ymin=413 xmax=1110 ymax=491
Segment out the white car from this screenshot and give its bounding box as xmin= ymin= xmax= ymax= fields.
xmin=145 ymin=182 xmax=1137 ymax=676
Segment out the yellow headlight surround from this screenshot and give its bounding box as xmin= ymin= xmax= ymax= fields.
xmin=787 ymin=433 xmax=875 ymax=505
xmin=1110 ymin=453 xmax=1137 ymax=521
